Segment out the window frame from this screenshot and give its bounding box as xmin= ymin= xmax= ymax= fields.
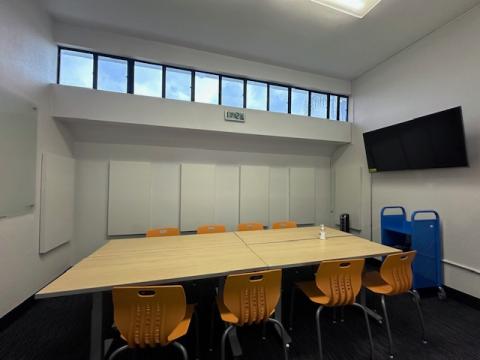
xmin=57 ymin=46 xmax=349 ymax=122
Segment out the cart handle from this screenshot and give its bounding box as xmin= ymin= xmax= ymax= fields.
xmin=381 ymin=206 xmax=406 ymax=217
xmin=412 ymin=210 xmax=439 ymax=221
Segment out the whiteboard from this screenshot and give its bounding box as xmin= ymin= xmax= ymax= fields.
xmin=240 ymin=165 xmax=269 ymax=224
xmin=334 ymin=165 xmax=362 ymax=230
xmin=150 ymin=163 xmax=180 ymax=229
xmin=289 ymin=167 xmax=316 ymax=224
xmin=214 ymin=165 xmax=240 ymax=231
xmin=108 ymin=161 xmax=151 ymax=236
xmin=180 ymin=163 xmax=215 ymax=231
xmin=269 ymin=167 xmax=289 ymax=226
xmin=39 ymin=153 xmax=75 ymax=254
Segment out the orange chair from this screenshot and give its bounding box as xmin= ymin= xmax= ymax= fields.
xmin=196 ymin=224 xmax=226 ymax=234
xmin=290 ymin=259 xmax=374 ymax=360
xmin=217 ymin=269 xmax=289 ymax=360
xmin=363 ymin=251 xmax=426 ymax=358
xmin=272 ymin=221 xmax=297 ymax=229
xmin=109 ymin=285 xmax=198 ymax=360
xmin=146 ymin=227 xmax=180 ymax=237
xmin=237 ymin=222 xmax=264 ymax=231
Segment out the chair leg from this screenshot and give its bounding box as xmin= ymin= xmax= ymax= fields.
xmin=409 ymin=290 xmax=427 ymax=344
xmin=108 ymin=345 xmax=128 ymax=360
xmin=353 ymin=303 xmax=375 ymax=360
xmin=315 ymin=305 xmax=324 ymax=360
xmin=380 ymin=295 xmax=394 ymax=359
xmin=267 ymin=318 xmax=289 ymax=360
xmin=208 ymin=301 xmax=216 ymax=352
xmin=172 ymin=341 xmax=189 ymax=360
xmin=193 ymin=311 xmax=200 ymax=360
xmin=220 ymin=325 xmax=235 ymax=360
xmin=288 ymin=286 xmax=296 ymax=331
xmin=261 ymin=322 xmax=267 ymax=340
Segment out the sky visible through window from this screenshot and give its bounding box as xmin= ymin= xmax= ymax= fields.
xmin=247 ymin=81 xmax=267 ymax=111
xmin=166 ymin=67 xmax=191 ymax=101
xmin=221 ymin=77 xmax=244 ymax=108
xmin=195 ymin=72 xmax=219 ymax=104
xmin=58 ymin=48 xmax=348 ymax=121
xmin=329 ymin=95 xmax=338 ymax=120
xmin=311 ymin=92 xmax=328 ymax=118
xmin=97 ymin=56 xmax=128 ymax=93
xmin=339 ymin=96 xmax=348 ymax=121
xmin=291 ymin=88 xmax=309 ymax=116
xmin=134 ymin=62 xmax=163 ymax=97
xmin=59 ymin=50 xmax=93 ymax=88
xmin=269 ymin=85 xmax=288 ymax=113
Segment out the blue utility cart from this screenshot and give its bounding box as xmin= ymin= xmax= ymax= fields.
xmin=381 ymin=206 xmax=445 ymax=299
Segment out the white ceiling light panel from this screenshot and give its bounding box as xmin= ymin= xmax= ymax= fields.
xmin=310 ymin=0 xmax=382 ymax=18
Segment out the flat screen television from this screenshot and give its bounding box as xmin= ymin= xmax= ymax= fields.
xmin=363 ymin=106 xmax=468 ymax=173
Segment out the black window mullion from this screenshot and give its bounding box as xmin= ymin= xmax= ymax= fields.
xmin=219 ymin=75 xmax=222 ymax=105
xmin=288 ymin=87 xmax=292 ymax=114
xmin=308 ymin=90 xmax=312 ymax=116
xmin=337 ymin=96 xmax=340 ymax=121
xmin=93 ymin=54 xmax=98 ymax=89
xmin=162 ymin=66 xmax=166 ymax=98
xmin=57 ymin=48 xmax=62 ymax=84
xmin=243 ymin=79 xmax=247 ymax=108
xmin=266 ymin=84 xmax=270 ymax=111
xmin=191 ymin=71 xmax=195 ymax=101
xmin=127 ymin=60 xmax=134 ymax=94
xmin=327 ymin=94 xmax=331 ymax=119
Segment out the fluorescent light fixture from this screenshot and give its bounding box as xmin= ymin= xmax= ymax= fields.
xmin=310 ymin=0 xmax=382 ymax=18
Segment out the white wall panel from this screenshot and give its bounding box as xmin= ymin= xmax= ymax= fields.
xmin=214 ymin=165 xmax=240 ymax=231
xmin=39 ymin=153 xmax=76 ymax=253
xmin=333 ymin=165 xmax=362 ymax=230
xmin=180 ymin=163 xmax=215 ymax=231
xmin=240 ymin=166 xmax=269 ymax=224
xmin=150 ymin=163 xmax=180 ymax=229
xmin=108 ymin=161 xmax=151 ymax=236
xmin=269 ymin=167 xmax=289 ymax=226
xmin=316 ymin=167 xmax=332 ymax=226
xmin=289 ymin=167 xmax=316 ymax=224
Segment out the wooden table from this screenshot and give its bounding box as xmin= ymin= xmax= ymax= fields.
xmin=36 ymin=227 xmax=399 ymax=360
xmin=37 ymin=232 xmax=266 ymax=298
xmin=250 ymin=235 xmax=399 ymax=268
xmin=235 ymin=226 xmax=352 ymax=245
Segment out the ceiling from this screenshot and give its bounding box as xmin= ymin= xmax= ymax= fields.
xmin=43 ymin=0 xmax=480 ymax=79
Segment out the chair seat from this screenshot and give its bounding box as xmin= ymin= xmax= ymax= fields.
xmin=296 ymin=281 xmax=329 ymax=305
xmin=363 ymin=271 xmax=393 ymax=295
xmin=167 ymin=304 xmax=196 ymax=342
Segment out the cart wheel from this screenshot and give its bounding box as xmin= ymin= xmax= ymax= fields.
xmin=437 ymin=287 xmax=447 ymax=300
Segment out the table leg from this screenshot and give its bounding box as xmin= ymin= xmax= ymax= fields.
xmin=360 ymin=288 xmax=383 ymax=323
xmin=90 ymin=292 xmax=104 ymax=360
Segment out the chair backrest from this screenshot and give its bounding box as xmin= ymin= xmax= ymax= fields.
xmin=380 ymin=251 xmax=416 ymax=295
xmin=146 ymin=227 xmax=180 ymax=237
xmin=222 ymin=269 xmax=282 ymax=326
xmin=315 ymin=259 xmax=365 ymax=306
xmin=237 ymin=223 xmax=264 ymax=231
xmin=112 ymin=286 xmax=186 ymax=347
xmin=272 ymin=221 xmax=297 ymax=229
xmin=196 ymin=224 xmax=226 ymax=234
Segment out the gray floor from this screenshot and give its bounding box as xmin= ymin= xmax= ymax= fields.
xmin=1 ymin=281 xmax=479 ymax=360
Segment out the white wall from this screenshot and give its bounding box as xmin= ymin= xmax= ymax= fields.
xmin=51 ymin=85 xmax=352 ymax=144
xmin=53 ymin=22 xmax=350 ymax=96
xmin=335 ymin=5 xmax=480 ymax=297
xmin=73 ymin=142 xmax=333 ymax=262
xmin=0 ymin=0 xmax=73 ymax=317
